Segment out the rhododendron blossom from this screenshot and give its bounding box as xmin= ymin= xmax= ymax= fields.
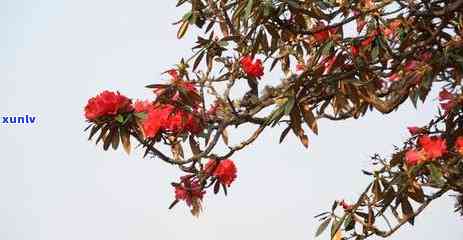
xmin=141 ymin=104 xmax=202 ymax=138
xmin=419 ymin=135 xmax=447 ymax=160
xmin=240 ymin=55 xmax=264 ymax=79
xmin=313 ymin=22 xmax=337 ymax=43
xmin=323 ymin=54 xmax=338 ymax=75
xmin=405 ymin=149 xmax=427 ymax=166
xmin=133 ymin=100 xmax=153 ymax=113
xmin=205 ymin=159 xmax=237 ymax=187
xmin=174 ymin=176 xmax=205 ymax=207
xmin=382 ymin=19 xmax=401 ymax=39
xmin=455 ymin=136 xmax=463 ymax=155
xmin=407 ymin=126 xmax=423 ymax=135
xmin=404 ymin=60 xmax=419 ymax=71
xmin=84 ymin=90 xmax=132 ymax=121
xmin=340 ymin=200 xmax=352 ymax=210
xmin=167 ymin=69 xmax=180 ymax=80
xmin=388 ymin=73 xmax=400 ymax=82
xmin=439 ymin=89 xmax=456 ymax=113
xmin=296 ymin=63 xmax=305 ymax=74
xmin=351 ymin=44 xmax=359 ymax=57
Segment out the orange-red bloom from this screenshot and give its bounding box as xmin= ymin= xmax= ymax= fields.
xmin=84 ymin=90 xmax=132 ymax=121
xmin=405 ymin=149 xmax=427 ymax=166
xmin=141 ymin=104 xmax=202 ymax=138
xmin=439 ymin=89 xmax=456 ymax=113
xmin=240 ymin=55 xmax=264 ymax=79
xmin=388 ymin=73 xmax=400 ymax=82
xmin=455 ymin=136 xmax=463 ymax=155
xmin=313 ymin=22 xmax=337 ymax=43
xmin=174 ymin=176 xmax=205 ymax=207
xmin=340 ymin=200 xmax=352 ymax=210
xmin=133 ymin=100 xmax=153 ymax=113
xmin=407 ymin=126 xmax=423 ymax=135
xmin=351 ymin=44 xmax=359 ymax=57
xmin=419 ymin=135 xmax=447 ymax=160
xmin=206 ymin=159 xmax=237 ymax=187
xmin=323 ymin=54 xmax=338 ymax=75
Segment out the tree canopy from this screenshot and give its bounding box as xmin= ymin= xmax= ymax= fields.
xmin=83 ymin=0 xmax=463 ymax=239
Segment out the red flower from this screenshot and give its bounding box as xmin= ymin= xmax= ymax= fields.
xmin=323 ymin=54 xmax=338 ymax=75
xmin=141 ymin=104 xmax=203 ymax=138
xmin=351 ymin=44 xmax=359 ymax=57
xmin=142 ymin=107 xmax=165 ymax=138
xmin=404 ymin=60 xmax=419 ymax=71
xmin=240 ymin=55 xmax=264 ymax=79
xmin=313 ymin=22 xmax=337 ymax=43
xmin=340 ymin=200 xmax=352 ymax=210
xmin=205 ymin=159 xmax=237 ymax=187
xmin=361 ymin=33 xmax=376 ymax=47
xmin=296 ymin=63 xmax=305 ymax=73
xmin=405 ymin=149 xmax=427 ymax=166
xmin=165 ymin=108 xmax=202 ymax=135
xmin=388 ymin=73 xmax=400 ymax=82
xmin=455 ymin=136 xmax=463 ymax=155
xmin=440 ymin=101 xmax=456 ymax=113
xmin=439 ymin=89 xmax=456 ymax=113
xmin=439 ymin=89 xmax=454 ymax=101
xmin=420 ymin=51 xmax=433 ymax=62
xmin=382 ymin=19 xmax=401 ymax=39
xmin=185 ymin=113 xmax=203 ymax=134
xmin=314 ymin=30 xmax=329 ymax=43
xmin=207 ymin=100 xmax=222 ymax=119
xmin=407 ymin=126 xmax=422 ymax=135
xmin=419 ymin=135 xmax=447 ymax=160
xmin=167 ymin=69 xmax=180 ymax=81
xmin=84 ymin=91 xmax=132 ymax=121
xmin=133 ymin=100 xmax=152 ymax=113
xmin=174 ymin=176 xmax=205 ymax=207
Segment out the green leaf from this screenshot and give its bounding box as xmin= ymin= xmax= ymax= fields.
xmin=264 ymin=105 xmax=285 ymax=127
xmin=115 ymin=114 xmax=124 ymax=123
xmin=371 ymin=46 xmax=379 ymax=61
xmin=427 ymin=163 xmax=445 ymax=186
xmin=284 ymin=97 xmax=295 ymax=116
xmin=344 ymin=215 xmax=355 ymax=231
xmin=134 ymin=112 xmax=147 ymax=120
xmin=321 ymin=41 xmax=334 ymax=56
xmin=330 ymin=215 xmax=345 ymax=239
xmin=315 ymin=218 xmax=331 ymax=237
xmin=245 ymin=0 xmax=254 ymax=18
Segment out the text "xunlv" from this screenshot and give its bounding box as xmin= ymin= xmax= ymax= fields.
xmin=1 ymin=115 xmax=37 ymax=124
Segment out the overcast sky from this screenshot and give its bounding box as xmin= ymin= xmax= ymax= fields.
xmin=1 ymin=1 xmax=461 ymax=239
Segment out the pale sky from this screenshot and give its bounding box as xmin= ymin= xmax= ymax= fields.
xmin=1 ymin=1 xmax=461 ymax=239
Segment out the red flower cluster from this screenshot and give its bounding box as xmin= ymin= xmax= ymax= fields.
xmin=84 ymin=90 xmax=132 ymax=121
xmin=340 ymin=200 xmax=352 ymax=210
xmin=351 ymin=44 xmax=359 ymax=57
xmin=323 ymin=54 xmax=338 ymax=75
xmin=455 ymin=137 xmax=463 ymax=155
xmin=313 ymin=22 xmax=337 ymax=43
xmin=407 ymin=126 xmax=425 ymax=135
xmin=405 ymin=135 xmax=447 ymax=166
xmin=240 ymin=55 xmax=264 ymax=79
xmin=174 ymin=176 xmax=205 ymax=207
xmin=382 ymin=19 xmax=401 ymax=39
xmin=205 ymin=159 xmax=237 ymax=187
xmin=439 ymin=89 xmax=456 ymax=113
xmin=142 ymin=104 xmax=202 ymax=138
xmin=419 ymin=136 xmax=447 ymax=159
